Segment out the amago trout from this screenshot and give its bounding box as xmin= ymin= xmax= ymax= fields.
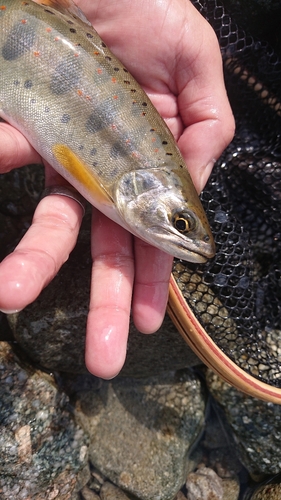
xmin=0 ymin=0 xmax=215 ymax=262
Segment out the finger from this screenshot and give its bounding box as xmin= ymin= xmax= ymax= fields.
xmin=0 ymin=122 xmax=42 ymax=172
xmin=85 ymin=210 xmax=134 ymax=379
xmin=0 ymin=182 xmax=83 ymax=313
xmin=176 ymin=5 xmax=235 ymax=191
xmin=132 ymin=239 xmax=173 ymax=334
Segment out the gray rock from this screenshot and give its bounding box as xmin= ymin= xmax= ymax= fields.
xmin=74 ymin=370 xmax=206 ymax=500
xmin=207 ymin=370 xmax=281 ymax=476
xmin=0 ymin=342 xmax=89 ymax=499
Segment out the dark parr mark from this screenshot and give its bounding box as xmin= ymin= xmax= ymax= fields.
xmin=86 ymin=103 xmax=114 ymax=133
xmin=50 ymin=56 xmax=80 ymax=94
xmin=2 ymin=22 xmax=35 ymax=60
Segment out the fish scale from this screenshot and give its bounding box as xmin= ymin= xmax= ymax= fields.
xmin=0 ymin=0 xmax=215 ymax=262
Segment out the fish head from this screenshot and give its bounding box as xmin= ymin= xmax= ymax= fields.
xmin=114 ymin=166 xmax=216 ymax=263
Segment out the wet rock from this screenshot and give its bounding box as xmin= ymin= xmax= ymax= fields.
xmin=74 ymin=370 xmax=206 ymax=500
xmin=0 ymin=342 xmax=89 ymax=499
xmin=207 ymin=370 xmax=281 ymax=476
xmin=186 ymin=466 xmax=223 ymax=500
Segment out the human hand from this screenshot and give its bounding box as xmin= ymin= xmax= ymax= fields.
xmin=0 ymin=0 xmax=234 ymax=378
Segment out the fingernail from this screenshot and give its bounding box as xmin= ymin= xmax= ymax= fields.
xmin=0 ymin=308 xmax=20 ymax=314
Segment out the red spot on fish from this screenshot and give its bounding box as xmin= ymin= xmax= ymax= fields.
xmin=113 ymin=95 xmax=118 ymax=100
xmin=21 ymin=19 xmax=27 ymax=24
xmin=151 ymin=138 xmax=156 ymax=143
xmin=141 ymin=112 xmax=146 ymax=116
xmin=111 ymin=125 xmax=117 ymax=130
xmin=94 ymin=51 xmax=99 ymax=56
xmin=111 ymin=77 xmax=117 ymax=83
xmin=86 ymin=95 xmax=92 ymax=100
xmin=74 ymin=53 xmax=79 ymax=57
xmin=33 ymin=51 xmax=40 ymax=57
xmin=77 ymin=89 xmax=83 ymax=96
xmin=54 ymin=36 xmax=60 ymax=41
xmin=46 ymin=27 xmax=52 ymax=32
xmin=97 ymin=68 xmax=102 ymax=74
xmin=154 ymin=149 xmax=159 ymax=153
xmin=0 ymin=5 xmax=6 ymax=10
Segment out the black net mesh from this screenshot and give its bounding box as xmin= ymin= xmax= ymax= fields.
xmin=172 ymin=0 xmax=281 ymax=386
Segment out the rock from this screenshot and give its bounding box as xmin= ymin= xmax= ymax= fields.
xmin=173 ymin=492 xmax=187 ymax=500
xmin=74 ymin=370 xmax=206 ymax=500
xmin=100 ymin=482 xmax=132 ymax=499
xmin=0 ymin=342 xmax=89 ymax=499
xmin=80 ymin=485 xmax=101 ymax=500
xmin=186 ymin=466 xmax=223 ymax=500
xmin=206 ymin=370 xmax=281 ymax=476
xmin=221 ymin=478 xmax=240 ymax=500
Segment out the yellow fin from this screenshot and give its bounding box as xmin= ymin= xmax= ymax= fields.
xmin=53 ymin=144 xmax=114 ymax=206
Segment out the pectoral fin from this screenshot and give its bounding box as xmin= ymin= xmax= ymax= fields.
xmin=52 ymin=144 xmax=114 ymax=206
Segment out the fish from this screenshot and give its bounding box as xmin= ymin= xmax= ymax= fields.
xmin=0 ymin=0 xmax=215 ymax=262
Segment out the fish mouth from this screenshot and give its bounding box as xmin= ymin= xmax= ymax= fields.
xmin=145 ymin=225 xmax=215 ymax=263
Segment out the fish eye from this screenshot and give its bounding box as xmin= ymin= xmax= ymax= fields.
xmin=172 ymin=211 xmax=196 ymax=234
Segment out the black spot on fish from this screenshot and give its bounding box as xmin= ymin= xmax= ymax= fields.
xmin=90 ymin=148 xmax=97 ymax=156
xmin=44 ymin=9 xmax=55 ymax=14
xmin=61 ymin=114 xmax=70 ymax=123
xmin=123 ymin=68 xmax=128 ymax=73
xmin=13 ymin=80 xmax=20 ymax=86
xmin=162 ymin=140 xmax=168 ymax=144
xmin=166 ymin=152 xmax=173 ymax=156
xmin=114 ymin=67 xmax=119 ymax=72
xmin=142 ymin=102 xmax=147 ymax=107
xmin=69 ymin=28 xmax=76 ymax=33
xmin=2 ymin=22 xmax=35 ymax=60
xmin=50 ymin=56 xmax=80 ymax=94
xmin=101 ymin=42 xmax=106 ymax=48
xmin=86 ymin=33 xmax=93 ymax=38
xmin=110 ymin=142 xmax=125 ymax=159
xmin=105 ymin=56 xmax=111 ymax=61
xmin=24 ymin=79 xmax=33 ymax=88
